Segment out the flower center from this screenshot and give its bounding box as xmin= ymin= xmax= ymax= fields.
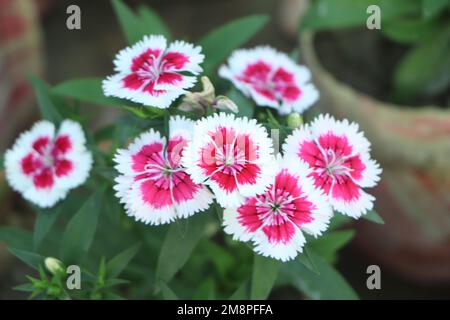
xmin=137 ymin=54 xmax=167 ymax=82
xmin=323 ymin=149 xmax=350 ymax=178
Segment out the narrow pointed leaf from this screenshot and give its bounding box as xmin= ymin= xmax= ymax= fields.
xmin=250 ymin=254 xmax=281 ymax=300
xmin=61 ymin=188 xmax=105 ymax=262
xmin=200 ymin=15 xmax=269 ymax=74
xmin=156 ymin=213 xmax=208 ymax=283
xmin=106 ymin=243 xmax=141 ymax=278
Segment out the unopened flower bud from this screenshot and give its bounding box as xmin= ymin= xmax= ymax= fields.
xmin=44 ymin=257 xmax=64 ymax=275
xmin=287 ymin=112 xmax=303 ymax=129
xmin=214 ymin=96 xmax=239 ymax=113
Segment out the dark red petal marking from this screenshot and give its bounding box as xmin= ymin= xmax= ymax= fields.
xmin=237 ymin=197 xmax=263 ymax=232
xmin=240 ymin=61 xmax=271 ymax=83
xmin=157 ymin=72 xmax=183 ymax=86
xmin=331 ymin=176 xmax=361 ymax=202
xmin=281 ymin=86 xmax=301 ymax=101
xmin=237 ymin=63 xmax=302 ymax=104
xmin=55 ymin=159 xmax=73 ymax=177
xmin=262 ymin=221 xmax=296 ymax=244
xmin=317 ymin=133 xmax=353 ymax=158
xmin=272 ymin=68 xmax=294 ymax=83
xmin=200 ymin=127 xmax=260 ymax=193
xmin=235 ymin=163 xmax=260 ymax=185
xmin=32 ymin=137 xmax=50 ymax=155
xmin=131 ymin=142 xmax=164 ymax=173
xmin=33 ymin=168 xmax=54 ymax=189
xmin=172 ymin=172 xmax=200 ymax=203
xmin=122 ymin=73 xmax=144 ymax=90
xmin=345 ymin=155 xmax=366 ymax=182
xmin=299 ymin=132 xmax=366 ymax=200
xmin=298 ymin=139 xmax=324 ymax=169
xmin=253 ymin=87 xmax=277 ymax=101
xmin=140 ymin=179 xmax=172 ymax=209
xmin=236 ymin=170 xmax=315 ymax=244
xmin=161 ymin=51 xmax=190 ymax=70
xmin=131 ymin=49 xmax=161 ymax=72
xmin=21 ymin=153 xmax=38 ymax=175
xmin=54 ymin=135 xmax=72 ymax=155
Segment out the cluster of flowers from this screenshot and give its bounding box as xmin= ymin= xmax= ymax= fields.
xmin=4 ymin=35 xmax=381 ymax=262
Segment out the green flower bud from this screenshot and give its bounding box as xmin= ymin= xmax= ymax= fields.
xmin=287 ymin=112 xmax=303 ymax=129
xmin=44 ymin=257 xmax=65 ymax=276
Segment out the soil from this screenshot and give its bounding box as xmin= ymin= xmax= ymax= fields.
xmin=314 ymin=29 xmax=450 ymax=108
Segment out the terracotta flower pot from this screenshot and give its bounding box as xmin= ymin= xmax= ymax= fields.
xmin=300 ymin=31 xmax=450 ymax=284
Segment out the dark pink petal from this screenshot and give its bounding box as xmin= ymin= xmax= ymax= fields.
xmin=262 ymin=220 xmax=296 ymax=244
xmin=122 ymin=73 xmax=145 ymax=90
xmin=131 ymin=142 xmax=164 ymax=173
xmin=32 ymin=137 xmax=50 ymax=155
xmin=318 ymin=133 xmax=353 ymax=158
xmin=331 ymin=175 xmax=361 ymax=202
xmin=33 ymin=168 xmax=54 ymax=189
xmin=54 ymin=135 xmax=72 ymax=155
xmin=281 ymin=86 xmax=301 ymax=101
xmin=298 ymin=140 xmax=325 ymax=169
xmin=21 ymin=153 xmax=39 ymax=175
xmin=235 ymin=163 xmax=260 ymax=185
xmin=237 ymin=197 xmax=263 ymax=232
xmin=55 ymin=159 xmax=73 ymax=177
xmin=140 ymin=178 xmax=172 ymax=209
xmin=161 ymin=51 xmax=190 ymax=71
xmin=345 ymin=155 xmax=366 ymax=182
xmin=131 ymin=49 xmax=162 ymax=72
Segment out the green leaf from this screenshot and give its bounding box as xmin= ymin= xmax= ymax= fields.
xmin=202 ymin=240 xmax=234 ymax=279
xmin=226 ymin=88 xmax=254 ymax=118
xmin=112 ymin=0 xmax=170 ymax=45
xmin=60 ymin=188 xmax=105 ymax=262
xmin=309 ymin=230 xmax=355 ymax=263
xmin=393 ymin=27 xmax=450 ymax=101
xmin=302 ymin=0 xmax=420 ymax=30
xmin=328 ymin=214 xmax=352 ymax=230
xmin=34 ymin=207 xmax=62 ymax=249
xmin=200 ymin=15 xmax=269 ymax=74
xmin=193 ymin=277 xmax=216 ymax=299
xmin=29 ymin=76 xmax=62 ymax=123
xmin=382 ymin=18 xmax=444 ymax=44
xmin=112 ymin=0 xmax=144 ymax=44
xmin=229 ymin=281 xmax=250 ymax=300
xmin=250 ymin=254 xmax=280 ymax=300
xmin=8 ymin=248 xmax=45 ymax=269
xmin=0 ymin=227 xmax=33 ymax=250
xmin=160 ymin=282 xmax=179 ymax=300
xmin=155 ymin=213 xmax=208 ymax=284
xmin=106 ymin=243 xmax=141 ymax=278
xmin=296 ymin=247 xmax=319 ymax=274
xmin=422 ymin=0 xmax=448 ymax=18
xmin=363 ymin=210 xmax=385 ymax=224
xmin=52 ymin=78 xmax=127 ymax=107
xmin=123 ymin=105 xmax=166 ymax=119
xmin=137 ymin=5 xmax=171 ymax=39
xmin=14 ymin=283 xmax=35 ymax=293
xmin=283 ymin=249 xmax=358 ymax=300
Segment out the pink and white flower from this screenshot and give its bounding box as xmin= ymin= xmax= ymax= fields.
xmin=182 ymin=113 xmax=276 ymax=208
xmin=283 ymin=114 xmax=382 ymax=218
xmin=103 ymin=35 xmax=204 ymax=109
xmin=113 ymin=116 xmax=213 ymax=225
xmin=219 ymin=46 xmax=319 ymax=115
xmin=4 ymin=120 xmax=93 ymax=208
xmin=223 ymin=156 xmax=332 ymax=262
